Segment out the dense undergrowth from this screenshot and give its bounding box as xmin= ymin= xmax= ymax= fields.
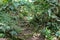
xmin=0 ymin=0 xmax=60 ymax=40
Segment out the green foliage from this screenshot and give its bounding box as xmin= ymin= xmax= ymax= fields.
xmin=41 ymin=27 xmax=55 ymax=40
xmin=55 ymin=31 xmax=60 ymax=37
xmin=0 ymin=0 xmax=60 ymax=40
xmin=0 ymin=23 xmax=16 ymax=35
xmin=41 ymin=28 xmax=51 ymax=36
xmin=0 ymin=33 xmax=5 ymax=38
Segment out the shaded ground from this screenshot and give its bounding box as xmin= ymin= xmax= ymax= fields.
xmin=16 ymin=20 xmax=45 ymax=40
xmin=18 ymin=26 xmax=45 ymax=40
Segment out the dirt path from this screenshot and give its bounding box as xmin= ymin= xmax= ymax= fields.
xmin=0 ymin=38 xmax=7 ymax=40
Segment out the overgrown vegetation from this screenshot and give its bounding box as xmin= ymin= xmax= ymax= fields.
xmin=0 ymin=0 xmax=60 ymax=40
